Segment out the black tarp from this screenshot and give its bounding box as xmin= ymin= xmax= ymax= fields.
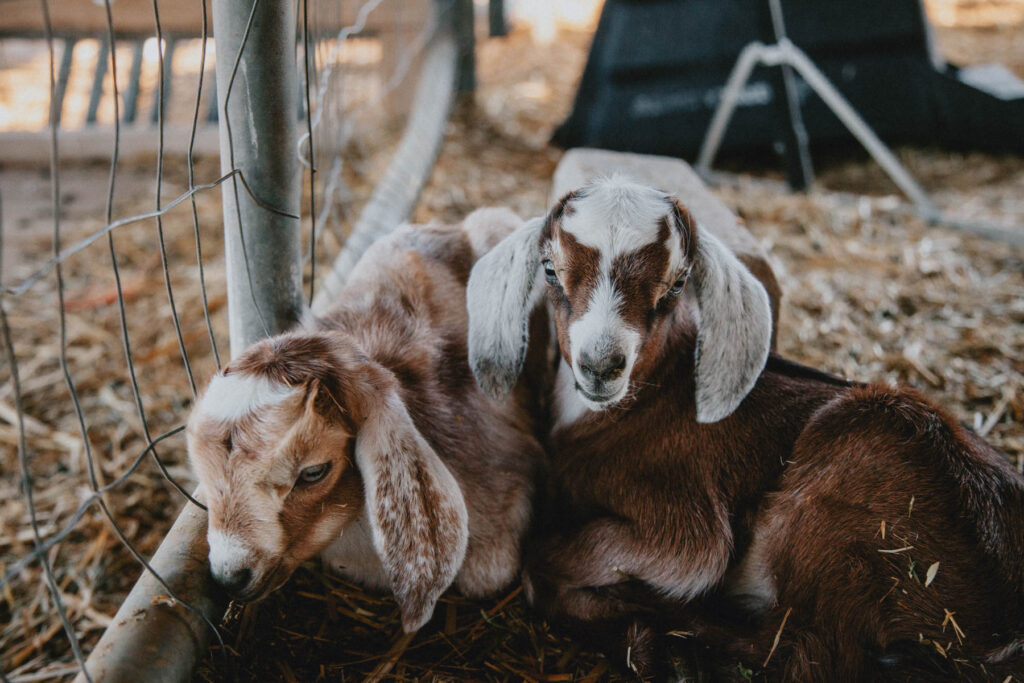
xmin=553 ymin=0 xmax=1024 ymax=159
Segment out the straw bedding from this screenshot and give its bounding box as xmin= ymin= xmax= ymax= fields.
xmin=2 ymin=2 xmax=1022 ymax=680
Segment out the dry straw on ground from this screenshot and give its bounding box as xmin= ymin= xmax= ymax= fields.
xmin=2 ymin=1 xmax=1023 ymax=681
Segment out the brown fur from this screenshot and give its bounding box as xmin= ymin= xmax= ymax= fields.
xmin=546 ymin=226 xmax=602 ymax=361
xmin=188 ymin=214 xmax=544 ymax=631
xmin=520 ymin=206 xmax=1024 ymax=680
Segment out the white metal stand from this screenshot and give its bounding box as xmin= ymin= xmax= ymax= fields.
xmin=695 ymin=37 xmax=941 ymax=223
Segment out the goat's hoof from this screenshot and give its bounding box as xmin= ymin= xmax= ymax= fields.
xmin=623 ymin=620 xmax=670 ymax=682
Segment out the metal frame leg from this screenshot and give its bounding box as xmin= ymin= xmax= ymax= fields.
xmin=761 ymin=0 xmax=813 ymax=190
xmin=696 ymin=39 xmax=940 ymax=223
xmin=489 ymin=0 xmax=507 ymax=37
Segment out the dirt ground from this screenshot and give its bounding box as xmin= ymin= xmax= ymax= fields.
xmin=2 ymin=0 xmax=1023 ymax=681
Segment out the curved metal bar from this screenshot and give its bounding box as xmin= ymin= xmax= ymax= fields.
xmin=311 ymin=28 xmax=457 ymax=314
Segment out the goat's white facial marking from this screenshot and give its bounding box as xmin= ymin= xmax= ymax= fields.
xmin=187 ymin=337 xmax=367 ymax=603
xmin=196 ymin=372 xmax=297 ymax=422
xmin=543 ymin=176 xmax=688 ymax=414
xmin=566 ymin=275 xmax=640 ymax=406
xmin=558 ymin=175 xmax=683 ymax=266
xmin=207 ymin=529 xmax=250 ymax=571
xmin=207 ymin=529 xmax=266 ymax=596
xmin=553 ymin=360 xmax=592 ymax=427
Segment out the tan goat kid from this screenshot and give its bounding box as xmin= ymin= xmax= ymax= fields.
xmin=467 ymin=177 xmax=1024 ymax=681
xmin=187 ymin=210 xmax=544 ymax=632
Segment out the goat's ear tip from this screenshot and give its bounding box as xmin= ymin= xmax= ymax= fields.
xmin=469 ymin=357 xmax=517 ymax=402
xmin=481 ymin=375 xmax=515 ymax=402
xmin=695 ymin=402 xmax=729 ymax=424
xmin=481 ymin=384 xmax=511 ymax=403
xmin=399 ymin=603 xmax=431 ymax=633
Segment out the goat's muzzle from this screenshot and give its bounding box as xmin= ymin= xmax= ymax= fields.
xmin=572 ymin=347 xmax=632 ymax=407
xmin=578 ymin=350 xmax=627 ymax=384
xmin=212 ymin=566 xmax=252 ymax=597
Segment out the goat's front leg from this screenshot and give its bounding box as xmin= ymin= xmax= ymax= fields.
xmin=524 ymin=501 xmax=734 ymax=615
xmin=523 ymin=516 xmax=730 ymax=679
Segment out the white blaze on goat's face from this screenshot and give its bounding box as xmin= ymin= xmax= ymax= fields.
xmin=195 ymin=372 xmax=297 ymax=422
xmin=565 ymin=275 xmax=639 ymax=407
xmin=187 ymin=363 xmax=363 ymax=602
xmin=541 ymin=176 xmax=691 ymax=410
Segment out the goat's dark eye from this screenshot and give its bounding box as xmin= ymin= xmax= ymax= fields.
xmin=298 ymin=462 xmax=331 ymax=485
xmin=542 ymin=259 xmax=559 ymax=285
xmin=667 ymin=279 xmax=685 ymax=296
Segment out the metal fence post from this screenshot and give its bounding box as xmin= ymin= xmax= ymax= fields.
xmin=73 ymin=3 xmax=302 ymax=681
xmin=213 ymin=0 xmax=303 ymax=355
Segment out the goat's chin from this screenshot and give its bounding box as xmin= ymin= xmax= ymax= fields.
xmin=231 ymin=562 xmax=292 ymax=604
xmin=576 ymin=383 xmax=629 ymax=411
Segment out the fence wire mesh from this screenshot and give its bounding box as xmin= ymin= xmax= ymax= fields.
xmin=0 ymin=0 xmax=451 ymax=679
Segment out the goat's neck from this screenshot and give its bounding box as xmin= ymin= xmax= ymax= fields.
xmin=631 ymin=311 xmax=695 ymax=395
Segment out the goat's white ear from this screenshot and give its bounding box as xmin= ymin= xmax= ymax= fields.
xmin=466 ymin=217 xmax=545 ymax=400
xmin=355 ymin=390 xmax=469 ymax=632
xmin=691 ymin=228 xmax=772 ymax=423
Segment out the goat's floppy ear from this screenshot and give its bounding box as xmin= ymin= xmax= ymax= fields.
xmin=466 ymin=217 xmax=545 ymax=400
xmin=688 ymin=219 xmax=772 ymax=423
xmin=355 ymin=389 xmax=469 ymax=632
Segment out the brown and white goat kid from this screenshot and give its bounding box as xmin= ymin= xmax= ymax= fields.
xmin=187 ymin=210 xmax=544 ymax=633
xmin=467 ymin=177 xmax=1024 ymax=680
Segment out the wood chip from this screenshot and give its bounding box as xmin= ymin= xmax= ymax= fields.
xmin=925 ymin=562 xmax=940 ymax=587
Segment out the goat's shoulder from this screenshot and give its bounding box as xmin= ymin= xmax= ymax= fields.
xmin=783 ymin=383 xmax=1024 ymax=593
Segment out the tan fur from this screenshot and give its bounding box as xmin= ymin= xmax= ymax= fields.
xmin=188 ymin=210 xmax=543 ymax=632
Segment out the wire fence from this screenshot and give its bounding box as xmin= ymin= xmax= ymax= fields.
xmin=0 ymin=0 xmax=457 ymax=679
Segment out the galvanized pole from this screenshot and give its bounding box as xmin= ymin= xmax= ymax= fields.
xmin=74 ymin=3 xmax=302 ymax=681
xmin=72 ymin=501 xmax=224 ymax=683
xmin=214 ymin=0 xmax=303 ymax=355
xmin=759 ymin=0 xmax=813 ymax=191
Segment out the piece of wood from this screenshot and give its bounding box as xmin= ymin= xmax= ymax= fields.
xmin=0 ymin=0 xmax=431 ymax=39
xmin=0 ymin=125 xmax=220 ymax=163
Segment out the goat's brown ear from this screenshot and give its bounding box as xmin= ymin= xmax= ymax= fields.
xmin=354 ymin=388 xmax=469 ymax=632
xmin=302 ymin=377 xmax=350 ymax=426
xmin=467 ymin=216 xmax=545 ymax=400
xmin=688 ymin=220 xmax=772 ymax=423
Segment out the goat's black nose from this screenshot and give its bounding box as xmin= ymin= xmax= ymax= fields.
xmin=578 ymin=351 xmax=627 ymax=382
xmin=213 ymin=566 xmax=252 ymax=596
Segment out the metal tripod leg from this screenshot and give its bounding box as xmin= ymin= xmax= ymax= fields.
xmin=696 ymin=38 xmax=940 ymax=223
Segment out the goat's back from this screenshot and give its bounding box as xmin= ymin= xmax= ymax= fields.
xmin=719 ymin=383 xmax=1024 ymax=680
xmin=316 ymin=209 xmax=545 ymax=597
